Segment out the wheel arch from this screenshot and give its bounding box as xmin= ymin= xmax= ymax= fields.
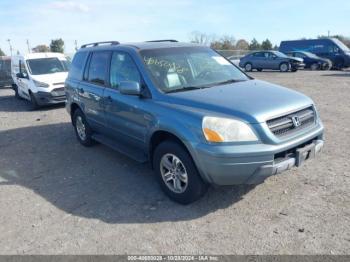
xmin=70 ymin=102 xmax=82 ymax=124
xmin=149 ymin=130 xmax=192 ymax=169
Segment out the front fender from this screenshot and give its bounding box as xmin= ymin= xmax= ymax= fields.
xmin=146 ymin=115 xmax=214 ymax=183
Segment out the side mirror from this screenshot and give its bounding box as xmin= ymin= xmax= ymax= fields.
xmin=16 ymin=72 xmax=28 ymax=79
xmin=119 ymin=81 xmax=141 ymax=96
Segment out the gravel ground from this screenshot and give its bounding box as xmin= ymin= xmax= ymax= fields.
xmin=0 ymin=70 xmax=349 ymax=255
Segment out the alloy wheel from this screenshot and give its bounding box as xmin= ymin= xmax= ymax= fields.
xmin=76 ymin=116 xmax=87 ymax=141
xmin=160 ymin=153 xmax=188 ymax=193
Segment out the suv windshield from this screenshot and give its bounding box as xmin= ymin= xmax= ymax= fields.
xmin=27 ymin=58 xmax=68 ymax=75
xmin=141 ymin=47 xmax=249 ymax=93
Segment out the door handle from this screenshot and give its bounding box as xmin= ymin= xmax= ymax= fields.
xmin=105 ymin=95 xmax=113 ymax=102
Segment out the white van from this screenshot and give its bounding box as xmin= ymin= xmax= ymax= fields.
xmin=11 ymin=52 xmax=70 ymax=108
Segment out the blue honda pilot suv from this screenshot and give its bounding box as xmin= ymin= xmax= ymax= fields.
xmin=65 ymin=40 xmax=324 ymax=204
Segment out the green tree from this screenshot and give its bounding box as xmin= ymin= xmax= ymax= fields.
xmin=235 ymin=39 xmax=249 ymax=50
xmin=50 ymin=38 xmax=64 ymax=53
xmin=249 ymin=38 xmax=261 ymax=50
xmin=272 ymin=45 xmax=279 ymax=50
xmin=32 ymin=45 xmax=50 ymax=53
xmin=261 ymin=39 xmax=273 ymax=50
xmin=0 ymin=48 xmax=5 ymax=56
xmin=210 ymin=35 xmax=236 ymax=50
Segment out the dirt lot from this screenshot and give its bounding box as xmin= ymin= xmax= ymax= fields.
xmin=0 ymin=70 xmax=349 ymax=254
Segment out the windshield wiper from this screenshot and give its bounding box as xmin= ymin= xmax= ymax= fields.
xmin=214 ymin=79 xmax=246 ymax=86
xmin=166 ymin=85 xmax=209 ymax=93
xmin=166 ymin=79 xmax=247 ymax=93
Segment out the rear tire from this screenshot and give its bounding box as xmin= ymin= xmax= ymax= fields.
xmin=244 ymin=63 xmax=253 ymax=72
xmin=279 ymin=62 xmax=289 ymax=72
xmin=335 ymin=60 xmax=344 ymax=70
xmin=73 ymin=109 xmax=95 ymax=147
xmin=153 ymin=141 xmax=208 ymax=204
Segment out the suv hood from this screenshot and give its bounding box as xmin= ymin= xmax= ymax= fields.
xmin=164 ymin=80 xmax=313 ymax=124
xmin=31 ymin=72 xmax=68 ymax=85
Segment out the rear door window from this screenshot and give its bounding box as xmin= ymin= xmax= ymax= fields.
xmin=253 ymin=52 xmax=264 ymax=57
xmin=69 ymin=52 xmax=88 ymax=80
xmin=86 ymin=51 xmax=110 ymax=86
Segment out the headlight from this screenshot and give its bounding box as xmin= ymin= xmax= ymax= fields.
xmin=202 ymin=116 xmax=258 ymax=142
xmin=33 ymin=79 xmax=49 ymax=88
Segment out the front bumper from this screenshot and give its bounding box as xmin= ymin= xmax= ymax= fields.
xmin=291 ymin=62 xmax=305 ymax=69
xmin=33 ymin=90 xmax=66 ymax=106
xmin=192 ymin=124 xmax=324 ymax=185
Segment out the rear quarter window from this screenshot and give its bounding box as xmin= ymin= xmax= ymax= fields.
xmin=68 ymin=52 xmax=88 ymax=80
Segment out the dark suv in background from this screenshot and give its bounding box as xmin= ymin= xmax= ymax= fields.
xmin=239 ymin=51 xmax=304 ymax=72
xmin=65 ymin=41 xmax=324 ymax=204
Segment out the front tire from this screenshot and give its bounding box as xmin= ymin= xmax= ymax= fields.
xmin=29 ymin=91 xmax=39 ymax=110
xmin=13 ymin=85 xmax=22 ymax=99
xmin=73 ymin=109 xmax=95 ymax=147
xmin=244 ymin=63 xmax=253 ymax=72
xmin=153 ymin=141 xmax=208 ymax=204
xmin=279 ymin=62 xmax=290 ymax=72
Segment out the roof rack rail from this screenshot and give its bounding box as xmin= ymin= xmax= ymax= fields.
xmin=80 ymin=41 xmax=120 ymax=48
xmin=146 ymin=39 xmax=178 ymax=43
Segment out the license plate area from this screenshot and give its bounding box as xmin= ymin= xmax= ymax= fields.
xmin=295 ymin=142 xmax=316 ymax=166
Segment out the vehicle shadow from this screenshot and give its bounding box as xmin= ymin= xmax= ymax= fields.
xmin=0 ymin=123 xmax=256 ymax=224
xmin=0 ymin=90 xmax=65 ymax=112
xmin=321 ymin=73 xmax=350 ymax=77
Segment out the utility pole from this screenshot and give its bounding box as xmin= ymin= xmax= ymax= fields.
xmin=7 ymin=39 xmax=13 ymax=56
xmin=74 ymin=40 xmax=78 ymax=51
xmin=26 ymin=39 xmax=31 ymax=53
xmin=328 ymin=30 xmax=330 ymax=37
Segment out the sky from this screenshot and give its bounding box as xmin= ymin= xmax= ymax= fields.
xmin=0 ymin=0 xmax=349 ymax=55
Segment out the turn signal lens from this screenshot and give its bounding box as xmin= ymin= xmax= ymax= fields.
xmin=203 ymin=128 xmax=224 ymax=142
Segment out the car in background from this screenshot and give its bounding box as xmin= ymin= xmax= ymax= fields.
xmin=0 ymin=56 xmax=13 ymax=88
xmin=11 ymin=52 xmax=69 ymax=109
xmin=279 ymin=38 xmax=350 ymax=70
xmin=227 ymin=55 xmax=241 ymax=66
xmin=65 ymin=40 xmax=324 ymax=204
xmin=239 ymin=51 xmax=304 ymax=72
xmin=285 ymin=51 xmax=331 ymax=70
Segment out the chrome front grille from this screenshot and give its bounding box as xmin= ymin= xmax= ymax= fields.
xmin=51 ymin=87 xmax=65 ymax=97
xmin=267 ymin=107 xmax=316 ymax=137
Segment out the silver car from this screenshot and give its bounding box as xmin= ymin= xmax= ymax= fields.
xmin=239 ymin=51 xmax=304 ymax=72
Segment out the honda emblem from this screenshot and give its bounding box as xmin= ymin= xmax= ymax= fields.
xmin=292 ymin=116 xmax=301 ymax=127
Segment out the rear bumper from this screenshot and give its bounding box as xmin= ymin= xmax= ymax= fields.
xmin=191 ymin=124 xmax=324 ymax=185
xmin=33 ymin=91 xmax=66 ymax=106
